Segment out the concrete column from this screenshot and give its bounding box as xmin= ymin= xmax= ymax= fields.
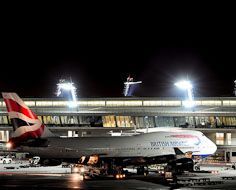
xmin=5 ymin=131 xmax=9 ymax=141
xmin=0 ymin=131 xmax=3 ymax=141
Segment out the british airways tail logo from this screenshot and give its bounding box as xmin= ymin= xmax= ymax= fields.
xmin=2 ymin=93 xmax=45 ymax=145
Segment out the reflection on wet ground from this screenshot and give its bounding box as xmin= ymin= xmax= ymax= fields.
xmin=0 ymin=173 xmax=168 ymax=189
xmin=1 ymin=173 xmax=236 ymax=190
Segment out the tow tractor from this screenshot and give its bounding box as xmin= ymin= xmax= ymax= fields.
xmin=72 ymin=164 xmax=127 ymax=179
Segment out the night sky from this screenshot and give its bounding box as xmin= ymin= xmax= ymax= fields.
xmin=1 ymin=7 xmax=235 ymax=98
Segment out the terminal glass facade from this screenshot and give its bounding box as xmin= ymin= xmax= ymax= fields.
xmin=1 ymin=115 xmax=236 ymax=128
xmin=0 ymin=97 xmax=236 ymax=162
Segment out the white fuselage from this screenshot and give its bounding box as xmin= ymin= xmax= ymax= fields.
xmin=20 ymin=130 xmax=217 ymax=159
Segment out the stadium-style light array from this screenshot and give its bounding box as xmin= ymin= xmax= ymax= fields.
xmin=56 ymin=79 xmax=77 ymax=108
xmin=123 ymin=76 xmax=142 ymax=96
xmin=175 ymin=80 xmax=195 ymax=108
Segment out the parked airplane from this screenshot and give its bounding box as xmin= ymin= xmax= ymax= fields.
xmin=2 ymin=92 xmax=217 ymax=174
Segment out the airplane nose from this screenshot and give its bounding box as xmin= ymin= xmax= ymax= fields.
xmin=212 ymin=142 xmax=217 ymax=154
xmin=204 ymin=136 xmax=217 ymax=154
xmin=208 ymin=139 xmax=217 ymax=154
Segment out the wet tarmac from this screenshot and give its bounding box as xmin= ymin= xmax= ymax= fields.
xmin=1 ymin=173 xmax=236 ymax=190
xmin=0 ymin=174 xmax=168 ymax=189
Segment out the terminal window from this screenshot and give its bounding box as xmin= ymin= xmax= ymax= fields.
xmin=216 ymin=133 xmax=224 ymax=145
xmin=226 ymin=133 xmax=231 ymax=145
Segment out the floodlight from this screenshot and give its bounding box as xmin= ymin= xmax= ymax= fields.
xmin=123 ymin=76 xmax=142 ymax=96
xmin=174 ymin=80 xmax=192 ymax=90
xmin=175 ymin=80 xmax=194 ymax=108
xmin=56 ymin=79 xmax=78 ymax=108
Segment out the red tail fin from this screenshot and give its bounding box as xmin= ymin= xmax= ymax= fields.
xmin=2 ymin=93 xmax=53 ymax=145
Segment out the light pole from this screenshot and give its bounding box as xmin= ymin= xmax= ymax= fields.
xmin=175 ymin=80 xmax=195 ymax=108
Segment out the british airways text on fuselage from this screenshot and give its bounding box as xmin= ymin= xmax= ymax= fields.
xmin=150 ymin=141 xmax=187 ymax=147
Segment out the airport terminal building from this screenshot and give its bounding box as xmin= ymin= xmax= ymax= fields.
xmin=0 ymin=96 xmax=236 ymax=162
